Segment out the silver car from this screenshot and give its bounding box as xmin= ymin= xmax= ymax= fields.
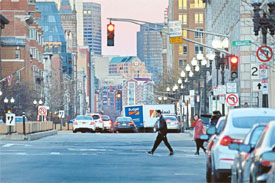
xmin=163 ymin=114 xmax=181 ymax=133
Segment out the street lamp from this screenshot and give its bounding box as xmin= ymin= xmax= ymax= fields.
xmin=33 ymin=99 xmax=43 ymax=121
xmin=166 ymin=86 xmax=171 ymax=92
xmin=180 ymin=70 xmax=186 ymax=78
xmin=185 ymin=64 xmax=191 ymax=72
xmin=178 ymin=78 xmax=183 ymax=85
xmin=0 ymin=91 xmax=2 ymax=96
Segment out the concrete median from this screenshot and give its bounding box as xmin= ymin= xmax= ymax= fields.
xmin=0 ymin=130 xmax=57 ymax=141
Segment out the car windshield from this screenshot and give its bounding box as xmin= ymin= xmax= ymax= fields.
xmin=102 ymin=115 xmax=110 ymax=121
xmin=232 ymin=116 xmax=275 ymax=128
xmin=76 ymin=116 xmax=93 ymax=120
xmin=117 ymin=117 xmax=132 ymax=122
xmin=92 ymin=115 xmax=100 ymax=120
xmin=249 ymin=126 xmax=265 ymax=145
xmin=164 ymin=116 xmax=177 ymax=121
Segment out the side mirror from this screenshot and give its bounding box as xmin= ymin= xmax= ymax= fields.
xmin=239 ymin=144 xmax=251 ymax=153
xmin=229 ymin=143 xmax=240 ymax=151
xmin=200 ymin=134 xmax=209 ymax=141
xmin=261 ymin=151 xmax=275 ymax=162
xmin=206 ymin=126 xmax=217 ymax=135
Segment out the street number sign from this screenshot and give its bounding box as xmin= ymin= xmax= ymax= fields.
xmin=59 ymin=110 xmax=65 ymax=118
xmin=256 ymin=46 xmax=273 ymax=62
xmin=6 ymin=113 xmax=15 ymax=126
xmin=226 ymin=94 xmax=239 ymax=107
xmin=251 ymin=64 xmax=260 ymax=80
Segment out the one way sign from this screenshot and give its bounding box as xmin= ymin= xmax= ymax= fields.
xmin=253 ymin=81 xmax=262 ymax=92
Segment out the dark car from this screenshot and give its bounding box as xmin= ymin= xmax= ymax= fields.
xmin=241 ymin=121 xmax=275 ymax=183
xmin=114 ymin=117 xmax=137 ymax=133
xmin=201 ymin=116 xmax=225 ymax=183
xmin=229 ymin=123 xmax=267 ymax=183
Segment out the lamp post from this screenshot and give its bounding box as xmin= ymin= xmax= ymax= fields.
xmin=33 ymin=99 xmax=43 ymax=121
xmin=4 ymin=97 xmax=15 ymax=134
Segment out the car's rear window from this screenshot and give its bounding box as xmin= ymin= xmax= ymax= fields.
xmin=102 ymin=115 xmax=110 ymax=121
xmin=164 ymin=117 xmax=177 ymax=121
xmin=117 ymin=117 xmax=132 ymax=122
xmin=92 ymin=115 xmax=100 ymax=120
xmin=250 ymin=126 xmax=265 ymax=145
xmin=76 ymin=116 xmax=93 ymax=120
xmin=232 ymin=116 xmax=275 ymax=128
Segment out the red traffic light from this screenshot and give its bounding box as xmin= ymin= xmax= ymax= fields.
xmin=230 ymin=56 xmax=238 ymax=64
xmin=107 ymin=23 xmax=114 ymax=32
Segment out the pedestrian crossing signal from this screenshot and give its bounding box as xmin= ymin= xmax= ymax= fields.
xmin=107 ymin=23 xmax=115 ymax=46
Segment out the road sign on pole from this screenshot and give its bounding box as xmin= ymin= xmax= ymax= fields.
xmin=256 ymin=46 xmax=273 ymax=63
xmin=38 ymin=106 xmax=47 ymax=116
xmin=259 ymin=64 xmax=268 ymax=79
xmin=59 ymin=110 xmax=65 ymax=118
xmin=226 ymin=94 xmax=239 ymax=107
xmin=226 ymin=83 xmax=237 ymax=93
xmin=6 ymin=113 xmax=15 ymax=126
xmin=168 ymin=21 xmax=182 ymax=37
xmin=252 ymin=81 xmax=262 ymax=92
xmin=262 ymin=79 xmax=269 ymax=94
xmin=251 ymin=64 xmax=260 ymax=80
xmin=232 ymin=40 xmax=251 ymax=47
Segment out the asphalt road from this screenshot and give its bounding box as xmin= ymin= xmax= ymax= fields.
xmin=0 ymin=132 xmax=208 ymax=183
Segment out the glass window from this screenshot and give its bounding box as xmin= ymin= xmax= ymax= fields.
xmin=179 ymin=46 xmax=183 ymax=55
xmin=183 ymin=30 xmax=187 ymax=38
xmin=48 ymin=15 xmax=56 ymax=23
xmin=195 ymin=45 xmax=203 ymax=54
xmin=178 ymin=14 xmax=187 ymax=25
xmin=178 ymin=0 xmax=187 ymax=9
xmin=16 ymin=49 xmax=20 ymax=59
xmin=232 ymin=116 xmax=275 ymax=129
xmin=195 ymin=29 xmax=203 ymax=38
xmin=76 ymin=116 xmax=93 ymax=120
xmin=183 ymin=45 xmax=187 ymax=54
xmin=249 ymin=126 xmax=265 ymax=145
xmin=195 ymin=13 xmax=204 ymax=24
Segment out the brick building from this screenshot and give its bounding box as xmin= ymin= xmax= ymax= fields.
xmin=0 ymin=0 xmax=44 ymax=95
xmin=0 ymin=14 xmax=9 ymax=80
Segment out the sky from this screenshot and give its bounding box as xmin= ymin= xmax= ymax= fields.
xmin=89 ymin=0 xmax=169 ymax=56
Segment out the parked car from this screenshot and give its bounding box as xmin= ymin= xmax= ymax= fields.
xmin=163 ymin=114 xmax=181 ymax=133
xmin=73 ymin=115 xmax=96 ymax=133
xmin=259 ymin=149 xmax=275 ymax=183
xmin=201 ymin=116 xmax=225 ymax=182
xmin=114 ymin=117 xmax=137 ymax=133
xmin=241 ymin=121 xmax=275 ymax=183
xmin=229 ymin=123 xmax=267 ymax=183
xmin=207 ymin=108 xmax=275 ymax=182
xmin=87 ymin=113 xmax=104 ymax=132
xmin=102 ymin=115 xmax=113 ymax=132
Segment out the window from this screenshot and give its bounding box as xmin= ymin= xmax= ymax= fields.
xmin=195 ymin=29 xmax=203 ymax=38
xmin=48 ymin=15 xmax=56 ymax=23
xmin=29 ymin=29 xmax=37 ymax=39
xmin=178 ymin=0 xmax=187 ymax=9
xmin=183 ymin=30 xmax=187 ymax=38
xmin=179 ymin=45 xmax=188 ymax=55
xmin=190 ymin=0 xmax=205 ymax=8
xmin=195 ymin=45 xmax=203 ymax=54
xmin=178 ymin=14 xmax=187 ymax=25
xmin=16 ymin=48 xmax=20 ymax=60
xmin=195 ymin=13 xmax=204 ymax=24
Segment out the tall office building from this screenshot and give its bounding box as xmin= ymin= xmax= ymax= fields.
xmin=137 ymin=23 xmax=164 ymax=82
xmin=75 ymin=0 xmax=102 ymax=55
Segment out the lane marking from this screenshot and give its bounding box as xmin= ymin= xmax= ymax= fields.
xmin=50 ymin=152 xmax=61 ymax=155
xmin=2 ymin=144 xmax=14 ymax=147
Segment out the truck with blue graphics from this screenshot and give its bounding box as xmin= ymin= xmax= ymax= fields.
xmin=124 ymin=104 xmax=175 ymax=132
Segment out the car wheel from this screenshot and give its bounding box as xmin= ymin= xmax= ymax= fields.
xmin=73 ymin=130 xmax=77 ymax=133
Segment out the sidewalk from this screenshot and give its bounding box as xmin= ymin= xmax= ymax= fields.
xmin=0 ymin=130 xmax=57 ymax=141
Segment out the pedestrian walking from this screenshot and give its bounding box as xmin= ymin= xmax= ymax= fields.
xmin=147 ymin=110 xmax=174 ymax=156
xmin=191 ymin=114 xmax=199 ymax=128
xmin=193 ymin=115 xmax=206 ymax=155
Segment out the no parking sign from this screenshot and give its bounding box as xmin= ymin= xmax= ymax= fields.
xmin=226 ymin=94 xmax=239 ymax=107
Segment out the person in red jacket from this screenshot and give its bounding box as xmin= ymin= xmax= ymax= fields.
xmin=191 ymin=114 xmax=199 ymax=127
xmin=193 ymin=116 xmax=206 ymax=155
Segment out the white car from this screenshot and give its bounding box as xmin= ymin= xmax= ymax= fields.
xmin=73 ymin=115 xmax=96 ymax=133
xmin=163 ymin=114 xmax=181 ymax=133
xmin=102 ymin=115 xmax=113 ymax=132
xmin=87 ymin=113 xmax=104 ymax=132
xmin=209 ymin=108 xmax=275 ymax=182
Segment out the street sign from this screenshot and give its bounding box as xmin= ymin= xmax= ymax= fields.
xmin=213 ymin=86 xmax=218 ymax=96
xmin=252 ymin=81 xmax=262 ymax=92
xmin=259 ymin=64 xmax=268 ymax=79
xmin=226 ymin=83 xmax=237 ymax=93
xmin=262 ymin=79 xmax=269 ymax=94
xmin=218 ymin=85 xmax=226 ymax=95
xmin=256 ymin=46 xmax=273 ymax=63
xmin=189 ymin=90 xmax=195 ymax=96
xmin=169 ymin=36 xmax=183 ymax=44
xmin=232 ymin=40 xmax=251 ymax=47
xmin=38 ymin=106 xmax=47 ymax=116
xmin=226 ymin=94 xmax=239 ymax=107
xmin=168 ymin=21 xmax=182 ymax=37
xmin=184 ymin=95 xmax=189 ymax=102
xmin=59 ymin=110 xmax=65 ymax=118
xmin=251 ymin=64 xmax=260 ymax=80
xmin=219 ymin=94 xmax=225 ymax=104
xmin=6 ymin=113 xmax=15 ymax=126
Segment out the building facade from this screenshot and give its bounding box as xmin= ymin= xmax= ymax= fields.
xmin=168 ymin=0 xmax=206 ymax=74
xmin=0 ymin=14 xmax=9 ymax=80
xmin=137 ymin=23 xmax=164 ymax=82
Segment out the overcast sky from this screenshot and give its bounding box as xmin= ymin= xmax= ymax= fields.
xmin=89 ymin=0 xmax=169 ymax=56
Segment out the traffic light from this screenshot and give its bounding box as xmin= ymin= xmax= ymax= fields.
xmin=229 ymin=55 xmax=239 ymax=80
xmin=107 ymin=23 xmax=115 ymax=46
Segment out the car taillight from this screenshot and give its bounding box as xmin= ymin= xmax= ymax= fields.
xmin=129 ymin=122 xmax=134 ymax=126
xmin=90 ymin=122 xmax=94 ymax=125
xmin=73 ymin=121 xmax=78 ymax=125
xmin=220 ymin=136 xmax=243 ymax=146
xmin=115 ymin=122 xmax=120 ymax=126
xmin=99 ymin=119 xmax=103 ymax=123
xmin=109 ymin=121 xmax=112 ymax=126
xmin=261 ymin=160 xmax=271 ymax=166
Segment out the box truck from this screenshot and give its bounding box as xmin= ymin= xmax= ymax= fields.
xmin=124 ymin=104 xmax=175 ymax=132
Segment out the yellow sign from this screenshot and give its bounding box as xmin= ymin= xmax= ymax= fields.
xmin=169 ymin=36 xmax=183 ymax=44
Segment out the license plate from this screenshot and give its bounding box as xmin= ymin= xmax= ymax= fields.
xmin=122 ymin=123 xmax=127 ymax=126
xmin=82 ymin=122 xmax=86 ymax=124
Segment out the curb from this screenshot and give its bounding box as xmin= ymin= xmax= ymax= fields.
xmin=0 ymin=130 xmax=58 ymax=141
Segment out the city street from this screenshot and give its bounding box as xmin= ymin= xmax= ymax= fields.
xmin=0 ymin=133 xmax=207 ymax=183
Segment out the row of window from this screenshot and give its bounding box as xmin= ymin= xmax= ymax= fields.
xmin=179 ymin=45 xmax=203 ymax=55
xmin=178 ymin=0 xmax=205 ymax=9
xmin=178 ymin=13 xmax=204 ymax=24
xmin=29 ymin=28 xmax=43 ymax=45
xmin=30 ymin=47 xmax=42 ymax=61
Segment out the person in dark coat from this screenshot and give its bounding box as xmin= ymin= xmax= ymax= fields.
xmin=147 ymin=110 xmax=174 ymax=155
